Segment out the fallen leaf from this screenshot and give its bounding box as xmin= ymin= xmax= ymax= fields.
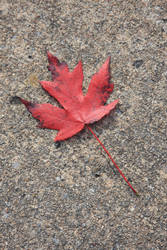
xmin=17 ymin=52 xmax=138 ymax=195
xmin=19 ymin=52 xmax=118 ymax=141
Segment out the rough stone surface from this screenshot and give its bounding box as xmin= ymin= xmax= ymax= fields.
xmin=0 ymin=0 xmax=166 ymax=249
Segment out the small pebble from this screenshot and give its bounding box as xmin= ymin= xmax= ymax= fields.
xmin=133 ymin=60 xmax=144 ymax=68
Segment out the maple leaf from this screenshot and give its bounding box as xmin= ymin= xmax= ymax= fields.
xmin=18 ymin=52 xmax=138 ymax=195
xmin=19 ymin=52 xmax=118 ymax=141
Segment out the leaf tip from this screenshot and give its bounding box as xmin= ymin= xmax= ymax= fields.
xmin=47 ymin=50 xmax=52 ymax=58
xmin=107 ymin=55 xmax=111 ymax=61
xmin=47 ymin=51 xmax=60 ymax=65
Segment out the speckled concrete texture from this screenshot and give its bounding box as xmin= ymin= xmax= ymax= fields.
xmin=0 ymin=0 xmax=167 ymax=249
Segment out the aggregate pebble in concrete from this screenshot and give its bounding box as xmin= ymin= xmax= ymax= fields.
xmin=0 ymin=0 xmax=167 ymax=249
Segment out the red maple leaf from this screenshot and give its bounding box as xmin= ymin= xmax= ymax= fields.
xmin=20 ymin=52 xmax=118 ymax=141
xmin=18 ymin=52 xmax=138 ymax=195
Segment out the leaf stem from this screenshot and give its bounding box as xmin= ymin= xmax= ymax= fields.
xmin=86 ymin=125 xmax=139 ymax=196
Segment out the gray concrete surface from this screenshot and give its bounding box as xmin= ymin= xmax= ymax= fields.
xmin=0 ymin=0 xmax=166 ymax=249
